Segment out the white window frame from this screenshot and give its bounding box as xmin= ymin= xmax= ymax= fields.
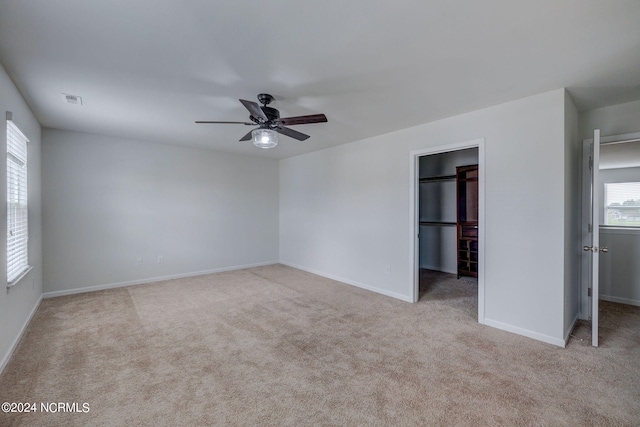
xmin=7 ymin=118 xmax=31 ymax=286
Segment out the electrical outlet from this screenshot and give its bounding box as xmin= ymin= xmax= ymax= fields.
xmin=136 ymin=257 xmax=143 ymax=265
xmin=157 ymin=255 xmax=164 ymax=264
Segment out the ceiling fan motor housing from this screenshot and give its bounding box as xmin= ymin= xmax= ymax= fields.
xmin=260 ymin=106 xmax=280 ymax=123
xmin=254 ymin=93 xmax=280 ymax=126
xmin=257 ymin=93 xmax=274 ymax=105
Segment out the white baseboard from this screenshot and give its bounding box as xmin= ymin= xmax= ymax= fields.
xmin=43 ymin=261 xmax=279 ymax=299
xmin=279 ymin=261 xmax=413 ymax=303
xmin=0 ymin=294 xmax=43 ymax=375
xmin=600 ymin=294 xmax=640 ymax=307
xmin=483 ymin=318 xmax=566 ymax=348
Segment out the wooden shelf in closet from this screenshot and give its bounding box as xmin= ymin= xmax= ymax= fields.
xmin=419 ymin=175 xmax=456 ymax=183
xmin=419 ymin=174 xmax=457 ymax=228
xmin=456 ymin=165 xmax=479 ymax=279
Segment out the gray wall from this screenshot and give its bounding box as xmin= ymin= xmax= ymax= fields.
xmin=418 ymin=148 xmax=478 ymax=273
xmin=280 ymin=89 xmax=574 ymax=346
xmin=0 ymin=64 xmax=43 ymax=372
xmin=599 ymin=228 xmax=640 ymax=305
xmin=579 ymin=99 xmax=640 ymax=140
xmin=42 ymin=129 xmax=279 ymax=295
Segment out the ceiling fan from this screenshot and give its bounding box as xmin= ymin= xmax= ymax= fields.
xmin=196 ymin=93 xmax=328 ymax=149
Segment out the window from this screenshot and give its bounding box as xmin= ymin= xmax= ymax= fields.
xmin=604 ymin=182 xmax=640 ymax=227
xmin=7 ymin=119 xmax=30 ymax=285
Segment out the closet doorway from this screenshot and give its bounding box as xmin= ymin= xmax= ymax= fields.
xmin=410 ymin=139 xmax=485 ymax=324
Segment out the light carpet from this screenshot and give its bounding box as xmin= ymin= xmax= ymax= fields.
xmin=1 ymin=265 xmax=638 ymax=426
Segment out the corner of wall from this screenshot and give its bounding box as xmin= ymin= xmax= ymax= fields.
xmin=563 ymin=89 xmax=581 ymax=337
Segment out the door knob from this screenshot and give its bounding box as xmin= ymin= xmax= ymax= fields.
xmin=583 ymin=246 xmax=592 ymax=252
xmin=601 ymin=246 xmax=608 ymax=253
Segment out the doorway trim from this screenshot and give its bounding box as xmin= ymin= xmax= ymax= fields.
xmin=580 ymin=130 xmax=640 ymax=320
xmin=409 ymin=138 xmax=486 ymax=324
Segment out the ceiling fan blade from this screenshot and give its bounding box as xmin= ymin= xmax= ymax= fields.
xmin=239 ymin=99 xmax=268 ymax=122
xmin=195 ymin=121 xmax=254 ymax=125
xmin=278 ymin=114 xmax=328 ymax=126
xmin=239 ymin=130 xmax=254 ymax=141
xmin=276 ymin=126 xmax=310 ymax=141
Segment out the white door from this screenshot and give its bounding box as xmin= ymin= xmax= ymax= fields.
xmin=583 ymin=129 xmax=600 ymax=347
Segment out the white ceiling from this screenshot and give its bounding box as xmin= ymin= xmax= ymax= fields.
xmin=1 ymin=0 xmax=639 ymax=160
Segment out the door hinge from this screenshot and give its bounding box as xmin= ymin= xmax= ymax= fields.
xmin=588 ymin=288 xmax=592 ymax=297
xmin=588 ymin=223 xmax=592 ymax=233
xmin=589 ymin=156 xmax=593 ymax=170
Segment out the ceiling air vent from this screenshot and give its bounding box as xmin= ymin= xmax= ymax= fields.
xmin=61 ymin=93 xmax=83 ymax=106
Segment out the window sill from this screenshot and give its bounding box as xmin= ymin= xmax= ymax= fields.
xmin=599 ymin=226 xmax=640 ymax=235
xmin=7 ymin=265 xmax=33 ymax=288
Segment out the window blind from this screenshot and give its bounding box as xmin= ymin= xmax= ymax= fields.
xmin=7 ymin=120 xmax=30 ymax=285
xmin=604 ymin=182 xmax=640 ymax=227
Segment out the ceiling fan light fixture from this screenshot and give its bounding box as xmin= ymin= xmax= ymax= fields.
xmin=252 ymin=128 xmax=278 ymax=149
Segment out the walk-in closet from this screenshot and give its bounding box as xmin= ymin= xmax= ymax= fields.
xmin=418 ymin=147 xmax=479 ymax=302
